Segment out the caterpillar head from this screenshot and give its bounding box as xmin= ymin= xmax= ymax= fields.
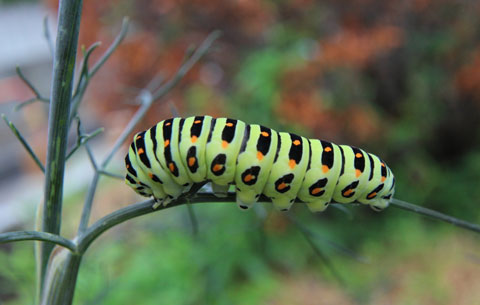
xmin=125 ymin=174 xmax=153 ymax=198
xmin=125 ymin=148 xmax=154 ymax=198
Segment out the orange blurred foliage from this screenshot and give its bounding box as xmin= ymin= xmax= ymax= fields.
xmin=316 ymin=25 xmax=404 ymax=69
xmin=455 ymin=49 xmax=480 ymax=100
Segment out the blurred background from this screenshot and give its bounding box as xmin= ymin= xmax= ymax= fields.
xmin=1 ymin=0 xmax=480 ymax=304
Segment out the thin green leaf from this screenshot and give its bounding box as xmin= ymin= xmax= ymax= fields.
xmin=2 ymin=114 xmax=45 ymax=173
xmin=43 ymin=15 xmax=54 ymax=58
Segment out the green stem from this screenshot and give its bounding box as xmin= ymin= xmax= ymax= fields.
xmin=0 ymin=231 xmax=77 ymax=252
xmin=42 ymin=0 xmax=83 ymax=290
xmin=390 ymin=198 xmax=480 ymax=233
xmin=41 ymin=252 xmax=82 ymax=305
xmin=78 ymin=194 xmax=480 ymax=254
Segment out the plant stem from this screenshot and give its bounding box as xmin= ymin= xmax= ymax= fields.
xmin=0 ymin=231 xmax=77 ymax=252
xmin=390 ymin=198 xmax=480 ymax=233
xmin=42 ymin=0 xmax=83 ymax=290
xmin=41 ymin=252 xmax=82 ymax=305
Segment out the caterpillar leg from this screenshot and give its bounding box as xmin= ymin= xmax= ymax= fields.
xmin=370 ymin=194 xmax=392 ymax=211
xmin=152 ymin=197 xmax=165 ymax=209
xmin=305 ymin=200 xmax=330 ymax=213
xmin=211 ymin=182 xmax=229 ymax=197
xmin=235 ymin=189 xmax=260 ymax=210
xmin=270 ymin=196 xmax=295 ymax=212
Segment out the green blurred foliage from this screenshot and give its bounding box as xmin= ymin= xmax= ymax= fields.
xmin=3 ymin=202 xmax=480 ymax=304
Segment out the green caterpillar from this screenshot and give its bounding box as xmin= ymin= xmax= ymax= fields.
xmin=125 ymin=116 xmax=395 ymax=212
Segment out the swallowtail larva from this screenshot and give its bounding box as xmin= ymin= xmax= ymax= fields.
xmin=125 ymin=116 xmax=395 ymax=212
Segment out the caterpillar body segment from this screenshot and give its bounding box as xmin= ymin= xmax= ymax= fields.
xmin=125 ymin=143 xmax=153 ymax=198
xmin=332 ymin=145 xmax=372 ymax=204
xmin=161 ymin=118 xmax=194 ymax=191
xmin=148 ymin=121 xmax=189 ymax=205
xmin=178 ymin=116 xmax=213 ymax=183
xmin=234 ymin=125 xmax=278 ymax=209
xmin=297 ymin=140 xmax=342 ymax=212
xmin=206 ymin=118 xmax=246 ymax=197
xmin=143 ymin=126 xmax=184 ymax=205
xmin=125 ymin=116 xmax=395 ymax=212
xmin=262 ymin=132 xmax=310 ymax=211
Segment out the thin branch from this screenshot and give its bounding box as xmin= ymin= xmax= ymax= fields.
xmin=100 ymin=31 xmax=221 ymax=168
xmin=330 ymin=204 xmax=354 ymax=220
xmin=90 ymin=17 xmax=129 ymax=77
xmin=288 ymin=214 xmax=369 ymax=264
xmin=16 ymin=66 xmax=44 ymax=98
xmin=98 ymin=170 xmax=124 ymax=180
xmin=15 ymin=97 xmax=49 ymax=111
xmin=72 ymin=42 xmax=101 ymax=99
xmin=145 ymin=72 xmax=165 ymax=92
xmin=390 ymin=198 xmax=480 ymax=233
xmin=2 ymin=114 xmax=45 ymax=173
xmin=43 ymin=15 xmax=55 ymax=58
xmin=66 ymin=126 xmax=104 ymax=160
xmin=84 ymin=143 xmax=98 ymax=170
xmin=78 ymin=194 xmax=480 ymax=254
xmin=14 ymin=67 xmax=50 ymax=110
xmin=78 ymin=172 xmax=100 ymax=234
xmin=151 ymin=30 xmax=221 ymax=101
xmin=100 ymin=90 xmax=153 ymax=168
xmin=0 ymin=231 xmax=77 ymax=253
xmin=69 ymin=18 xmax=129 ymax=123
xmin=68 ymin=42 xmax=101 ymax=123
xmin=292 ymin=219 xmax=346 ymax=286
xmin=77 ymin=24 xmax=220 ymax=238
xmin=168 ymin=101 xmax=180 ymax=117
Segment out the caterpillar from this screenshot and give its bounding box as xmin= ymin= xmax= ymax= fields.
xmin=125 ymin=116 xmax=395 ymax=212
